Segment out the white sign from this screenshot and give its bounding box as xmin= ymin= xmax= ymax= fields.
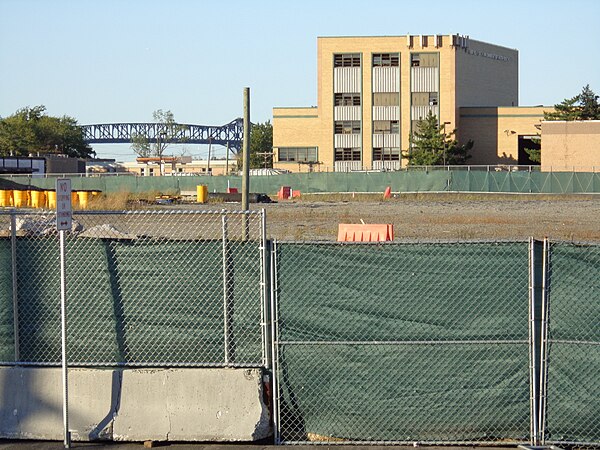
xmin=56 ymin=179 xmax=72 ymax=231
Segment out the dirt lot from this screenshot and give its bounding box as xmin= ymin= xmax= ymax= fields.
xmin=245 ymin=194 xmax=600 ymax=242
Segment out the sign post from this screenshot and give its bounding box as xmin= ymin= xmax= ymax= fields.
xmin=56 ymin=179 xmax=72 ymax=449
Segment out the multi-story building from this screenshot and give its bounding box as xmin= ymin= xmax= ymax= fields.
xmin=273 ymin=34 xmax=546 ymax=172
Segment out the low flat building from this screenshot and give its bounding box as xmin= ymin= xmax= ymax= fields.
xmin=121 ymin=158 xmax=237 ymax=176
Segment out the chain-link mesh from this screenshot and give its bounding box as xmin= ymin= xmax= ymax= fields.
xmin=0 ymin=213 xmax=15 ymax=362
xmin=273 ymin=241 xmax=532 ymax=444
xmin=1 ymin=209 xmax=266 ymax=367
xmin=543 ymin=242 xmax=600 ymax=446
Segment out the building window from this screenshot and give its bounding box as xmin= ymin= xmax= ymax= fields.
xmin=334 ymin=53 xmax=361 ymax=67
xmin=334 ymin=93 xmax=361 ymax=106
xmin=334 ymin=121 xmax=361 ymax=134
xmin=373 ymin=92 xmax=399 ymax=106
xmin=278 ymin=147 xmax=318 ymax=162
xmin=429 ymin=92 xmax=438 ymax=106
xmin=411 ymin=52 xmax=439 ymax=68
xmin=335 ymin=148 xmax=361 ymax=161
xmin=373 ymin=147 xmax=400 ymax=161
xmin=373 ymin=120 xmax=399 ymax=134
xmin=373 ymin=53 xmax=399 ymax=67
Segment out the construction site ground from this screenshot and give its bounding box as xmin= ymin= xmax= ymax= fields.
xmin=184 ymin=193 xmax=600 ymax=243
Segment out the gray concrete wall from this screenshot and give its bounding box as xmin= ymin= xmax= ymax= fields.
xmin=0 ymin=367 xmax=270 ymax=442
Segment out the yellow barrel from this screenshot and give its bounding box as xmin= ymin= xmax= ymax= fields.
xmin=13 ymin=190 xmax=27 ymax=207
xmin=30 ymin=190 xmax=46 ymax=208
xmin=46 ymin=191 xmax=56 ymax=209
xmin=77 ymin=191 xmax=90 ymax=209
xmin=197 ymin=185 xmax=208 ymax=203
xmin=71 ymin=191 xmax=79 ymax=208
xmin=0 ymin=190 xmax=9 ymax=207
xmin=8 ymin=190 xmax=14 ymax=207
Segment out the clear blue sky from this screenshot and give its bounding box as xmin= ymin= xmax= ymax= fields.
xmin=1 ymin=0 xmax=599 ymax=161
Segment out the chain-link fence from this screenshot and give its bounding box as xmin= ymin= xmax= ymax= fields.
xmin=272 ymin=241 xmax=534 ymax=445
xmin=0 ymin=209 xmax=267 ymax=367
xmin=541 ymin=242 xmax=600 ymax=447
xmin=1 ymin=209 xmax=599 ymax=446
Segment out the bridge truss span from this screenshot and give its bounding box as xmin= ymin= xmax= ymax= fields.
xmin=81 ymin=118 xmax=244 ymax=153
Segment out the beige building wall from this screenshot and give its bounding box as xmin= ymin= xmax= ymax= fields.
xmin=541 ymin=121 xmax=600 ymax=171
xmin=459 ymin=107 xmax=548 ymax=165
xmin=272 ymin=107 xmax=326 ymax=172
xmin=273 ymin=34 xmax=522 ymax=172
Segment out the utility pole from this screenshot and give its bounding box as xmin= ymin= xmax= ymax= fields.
xmin=242 ymin=88 xmax=251 ymax=210
xmin=242 ymin=88 xmax=251 ymax=240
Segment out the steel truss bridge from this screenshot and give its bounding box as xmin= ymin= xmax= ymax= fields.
xmin=81 ymin=118 xmax=244 ymax=153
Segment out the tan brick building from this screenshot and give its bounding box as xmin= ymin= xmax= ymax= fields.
xmin=273 ymin=34 xmax=549 ymax=172
xmin=541 ymin=121 xmax=600 ymax=171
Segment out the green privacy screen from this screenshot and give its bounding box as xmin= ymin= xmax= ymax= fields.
xmin=544 ymin=243 xmax=600 ymax=445
xmin=4 ymin=170 xmax=600 ymax=195
xmin=3 ymin=236 xmax=262 ymax=366
xmin=0 ymin=238 xmax=14 ymax=362
xmin=274 ymin=241 xmax=531 ymax=444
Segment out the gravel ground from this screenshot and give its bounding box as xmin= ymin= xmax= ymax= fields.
xmin=252 ymin=195 xmax=600 ymax=242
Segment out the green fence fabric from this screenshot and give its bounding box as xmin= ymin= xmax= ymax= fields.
xmin=0 ymin=238 xmax=14 ymax=362
xmin=275 ymin=242 xmax=531 ymax=443
xmin=544 ymin=243 xmax=600 ymax=444
xmin=10 ymin=237 xmax=262 ymax=366
xmin=3 ymin=171 xmax=600 ymax=196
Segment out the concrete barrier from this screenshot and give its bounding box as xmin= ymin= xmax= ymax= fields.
xmin=0 ymin=367 xmax=270 ymax=442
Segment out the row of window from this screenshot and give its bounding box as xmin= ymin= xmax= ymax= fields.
xmin=334 ymin=120 xmax=401 ymax=135
xmin=334 ymin=93 xmax=361 ymax=106
xmin=334 ymin=148 xmax=400 ymax=162
xmin=334 ymin=52 xmax=439 ymax=68
xmin=333 ymin=92 xmax=437 ymax=107
xmin=276 ymin=147 xmax=401 ymax=163
xmin=278 ymin=147 xmax=318 ymax=162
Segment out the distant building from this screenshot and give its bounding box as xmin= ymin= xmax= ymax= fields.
xmin=273 ymin=34 xmax=550 ymax=172
xmin=0 ymin=155 xmax=86 ymax=175
xmin=121 ymin=157 xmax=236 ymax=176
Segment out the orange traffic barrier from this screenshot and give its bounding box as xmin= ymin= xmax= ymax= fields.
xmin=383 ymin=186 xmax=392 ymax=199
xmin=292 ymin=190 xmax=301 ymax=198
xmin=337 ymin=224 xmax=394 ymax=242
xmin=227 ymin=187 xmax=238 ymax=194
xmin=277 ymin=186 xmax=292 ymax=200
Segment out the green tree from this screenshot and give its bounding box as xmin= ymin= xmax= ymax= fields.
xmin=524 ymin=137 xmax=542 ymax=163
xmin=0 ymin=105 xmax=93 ymax=158
xmin=545 ymin=84 xmax=600 ymax=121
xmin=130 ymin=110 xmax=188 ymax=168
xmin=237 ymin=121 xmax=273 ymax=169
xmin=404 ymin=112 xmax=472 ymax=166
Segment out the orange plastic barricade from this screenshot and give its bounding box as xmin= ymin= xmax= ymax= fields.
xmin=292 ymin=190 xmax=301 ymax=198
xmin=383 ymin=186 xmax=392 ymax=199
xmin=277 ymin=186 xmax=292 ymax=200
xmin=337 ymin=224 xmax=394 ymax=242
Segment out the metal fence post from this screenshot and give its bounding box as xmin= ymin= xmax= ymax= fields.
xmin=260 ymin=209 xmax=272 ymax=370
xmin=538 ymin=238 xmax=550 ymax=445
xmin=529 ymin=237 xmax=545 ymax=445
xmin=270 ymin=240 xmax=280 ymax=445
xmin=222 ymin=210 xmax=232 ymax=365
xmin=10 ymin=211 xmax=19 ymax=362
